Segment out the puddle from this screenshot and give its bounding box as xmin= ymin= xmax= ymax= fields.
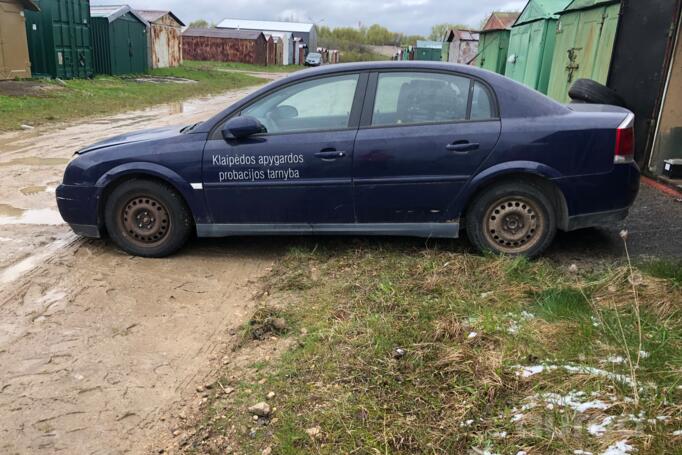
xmin=0 ymin=203 xmax=24 ymax=217
xmin=0 ymin=205 xmax=63 ymax=225
xmin=0 ymin=233 xmax=76 ymax=285
xmin=0 ymin=157 xmax=69 ymax=167
xmin=20 ymin=185 xmax=47 ymax=196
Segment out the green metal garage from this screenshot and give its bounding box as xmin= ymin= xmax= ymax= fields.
xmin=24 ymin=0 xmax=93 ymax=79
xmin=546 ymin=0 xmax=621 ymax=102
xmin=505 ymin=0 xmax=571 ymax=94
xmin=90 ymin=5 xmax=147 ymax=75
xmin=475 ymin=11 xmax=519 ymax=75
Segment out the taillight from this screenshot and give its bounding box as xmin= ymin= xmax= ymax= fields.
xmin=614 ymin=113 xmax=635 ymax=163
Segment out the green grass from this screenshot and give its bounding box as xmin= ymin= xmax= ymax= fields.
xmin=190 ymin=241 xmax=682 ymax=454
xmin=340 ymin=50 xmax=391 ymax=62
xmin=640 ymin=259 xmax=682 ymax=288
xmin=0 ymin=61 xmax=268 ymax=131
xmin=184 ymin=60 xmax=301 ymax=73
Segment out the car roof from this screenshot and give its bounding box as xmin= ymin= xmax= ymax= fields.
xmin=289 ymin=60 xmax=490 ymax=79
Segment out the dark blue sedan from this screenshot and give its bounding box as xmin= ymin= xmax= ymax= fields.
xmin=56 ymin=62 xmax=640 ymax=257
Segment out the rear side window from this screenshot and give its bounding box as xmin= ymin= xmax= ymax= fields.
xmin=471 ymin=81 xmax=494 ymax=120
xmin=371 ymin=72 xmax=495 ymax=126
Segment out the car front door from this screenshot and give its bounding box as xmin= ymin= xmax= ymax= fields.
xmin=202 ymin=72 xmax=365 ymax=226
xmin=353 ymin=71 xmax=501 ymax=224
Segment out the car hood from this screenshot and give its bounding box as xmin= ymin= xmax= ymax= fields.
xmin=76 ymin=125 xmax=183 ymax=154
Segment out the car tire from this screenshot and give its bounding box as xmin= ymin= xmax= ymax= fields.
xmin=104 ymin=179 xmax=192 ymax=257
xmin=568 ymin=78 xmax=626 ymax=107
xmin=465 ymin=181 xmax=557 ymax=258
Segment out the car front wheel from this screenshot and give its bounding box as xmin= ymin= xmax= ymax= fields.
xmin=465 ymin=181 xmax=557 ymax=258
xmin=104 ymin=179 xmax=192 ymax=257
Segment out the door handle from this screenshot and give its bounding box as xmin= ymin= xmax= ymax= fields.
xmin=446 ymin=141 xmax=480 ymax=153
xmin=314 ymin=150 xmax=346 ymax=161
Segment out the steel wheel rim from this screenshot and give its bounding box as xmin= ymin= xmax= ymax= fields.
xmin=119 ymin=194 xmax=171 ymax=247
xmin=483 ymin=196 xmax=544 ymax=254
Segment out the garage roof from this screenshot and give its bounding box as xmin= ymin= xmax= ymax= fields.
xmin=563 ymin=0 xmax=620 ymax=13
xmin=182 ymin=28 xmax=264 ymax=40
xmin=514 ymin=0 xmax=573 ymax=25
xmin=19 ymin=0 xmax=39 ymax=11
xmin=90 ymin=5 xmax=147 ymax=24
xmin=134 ymin=10 xmax=185 ymax=27
xmin=481 ymin=11 xmax=520 ymax=31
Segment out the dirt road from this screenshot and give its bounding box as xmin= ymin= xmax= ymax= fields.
xmin=0 ymin=77 xmax=284 ymax=454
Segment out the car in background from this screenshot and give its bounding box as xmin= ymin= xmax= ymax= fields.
xmin=56 ymin=61 xmax=640 ymax=258
xmin=304 ymin=52 xmax=322 ymax=67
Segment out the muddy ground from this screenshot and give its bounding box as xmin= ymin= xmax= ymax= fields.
xmin=0 ymin=78 xmax=289 ymax=454
xmin=1 ymin=73 xmax=681 ymax=454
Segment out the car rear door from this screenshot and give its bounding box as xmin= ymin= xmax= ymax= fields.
xmin=353 ymin=70 xmax=501 ymax=224
xmin=202 ymin=72 xmax=366 ymax=225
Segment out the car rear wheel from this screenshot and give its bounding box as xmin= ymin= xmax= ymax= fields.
xmin=465 ymin=181 xmax=557 ymax=258
xmin=104 ymin=179 xmax=192 ymax=257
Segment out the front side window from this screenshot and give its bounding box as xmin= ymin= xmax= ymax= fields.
xmin=240 ymin=74 xmax=359 ymax=134
xmin=371 ymin=72 xmax=471 ymax=126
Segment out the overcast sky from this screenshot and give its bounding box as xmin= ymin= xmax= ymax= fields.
xmin=93 ymin=0 xmax=527 ymax=35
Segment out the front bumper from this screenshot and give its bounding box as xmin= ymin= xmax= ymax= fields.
xmin=56 ymin=183 xmax=103 ymax=238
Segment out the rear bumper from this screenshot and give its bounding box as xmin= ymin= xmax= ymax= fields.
xmin=56 ymin=183 xmax=103 ymax=238
xmin=566 ymin=207 xmax=629 ymax=231
xmin=555 ymin=163 xmax=640 ymax=230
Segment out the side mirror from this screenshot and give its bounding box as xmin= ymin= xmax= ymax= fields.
xmin=221 ymin=116 xmax=266 ymax=140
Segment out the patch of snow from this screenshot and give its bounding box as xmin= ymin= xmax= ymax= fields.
xmin=515 ymin=364 xmax=635 ymax=387
xmin=541 ymin=392 xmax=611 ymax=413
xmin=511 ymin=413 xmax=524 ymax=422
xmin=516 ymin=451 xmax=527 ymax=455
xmin=574 ymin=450 xmax=593 ymax=455
xmin=672 ymin=430 xmax=682 ymax=436
xmin=467 ymin=331 xmax=478 ymax=339
xmin=588 ymin=416 xmax=615 ymax=436
xmin=507 ymin=321 xmax=520 ymax=334
xmin=515 ymin=364 xmax=557 ymax=378
xmin=602 ymin=355 xmax=625 ymax=365
xmin=639 ymin=351 xmax=650 ymax=359
xmin=562 ymin=365 xmax=635 ymax=387
xmin=601 ymin=440 xmax=634 ymax=455
xmin=459 ymin=419 xmax=474 ymax=427
xmin=656 ymin=415 xmax=670 ymax=422
xmin=520 ymin=311 xmax=535 ymax=320
xmin=591 ymin=316 xmax=601 ymax=327
xmin=492 ymin=431 xmax=507 ymax=438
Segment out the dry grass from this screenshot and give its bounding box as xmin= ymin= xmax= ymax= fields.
xmin=184 ymin=240 xmax=682 ymax=454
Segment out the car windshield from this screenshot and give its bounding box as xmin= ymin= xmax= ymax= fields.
xmin=308 ymin=53 xmax=321 ymax=59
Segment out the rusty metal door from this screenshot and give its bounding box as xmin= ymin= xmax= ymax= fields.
xmin=0 ymin=0 xmax=32 ymax=79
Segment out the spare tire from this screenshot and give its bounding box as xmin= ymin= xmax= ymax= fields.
xmin=568 ymin=78 xmax=626 ymax=107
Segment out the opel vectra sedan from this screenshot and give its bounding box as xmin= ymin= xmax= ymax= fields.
xmin=56 ymin=62 xmax=640 ymax=258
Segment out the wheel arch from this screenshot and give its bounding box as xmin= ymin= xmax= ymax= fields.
xmin=460 ymin=164 xmax=570 ymax=231
xmin=95 ymin=163 xmax=207 ymax=230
